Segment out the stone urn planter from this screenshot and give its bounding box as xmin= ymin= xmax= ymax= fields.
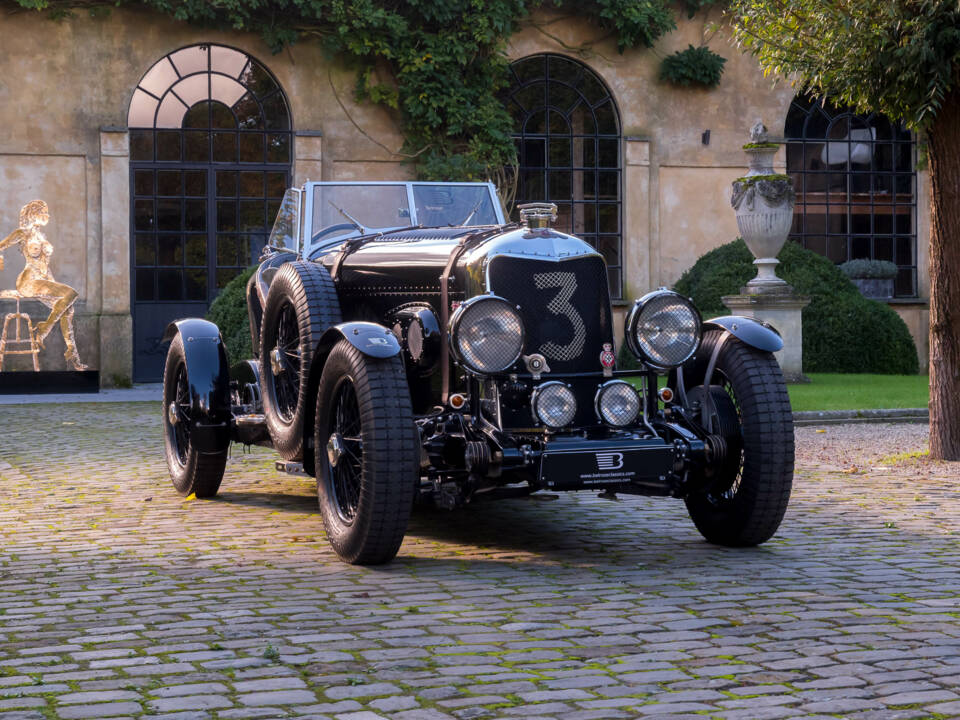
xmin=839 ymin=259 xmax=897 ymax=300
xmin=731 ymin=121 xmax=796 ymax=291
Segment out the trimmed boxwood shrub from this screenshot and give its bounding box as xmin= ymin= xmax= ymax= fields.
xmin=673 ymin=239 xmax=919 ymax=374
xmin=839 ymin=258 xmax=898 ymax=279
xmin=617 ymin=340 xmax=642 ymax=371
xmin=206 ymin=266 xmax=257 ymax=364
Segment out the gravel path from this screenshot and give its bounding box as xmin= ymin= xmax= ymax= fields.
xmin=795 ymin=421 xmax=960 ymax=478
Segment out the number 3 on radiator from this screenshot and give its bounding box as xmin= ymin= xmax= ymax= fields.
xmin=534 ymin=271 xmax=586 ymax=361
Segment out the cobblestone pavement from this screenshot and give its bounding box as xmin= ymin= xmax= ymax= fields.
xmin=1 ymin=403 xmax=959 ymax=720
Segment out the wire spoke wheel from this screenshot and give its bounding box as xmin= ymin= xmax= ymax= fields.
xmin=170 ymin=362 xmax=192 ymax=466
xmin=273 ymin=301 xmax=302 ymax=423
xmin=315 ymin=339 xmax=417 ymax=565
xmin=696 ymin=371 xmax=746 ymax=505
xmin=259 ymin=260 xmax=341 ymax=463
xmin=328 ymin=377 xmax=363 ymax=523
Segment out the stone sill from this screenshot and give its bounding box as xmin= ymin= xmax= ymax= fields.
xmin=885 ymin=298 xmax=927 ymax=306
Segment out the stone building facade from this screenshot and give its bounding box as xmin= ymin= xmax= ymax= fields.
xmin=0 ymin=6 xmax=929 ymax=385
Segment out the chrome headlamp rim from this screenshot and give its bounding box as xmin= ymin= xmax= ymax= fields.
xmin=593 ymin=379 xmax=641 ymax=427
xmin=448 ymin=294 xmax=525 ymax=375
xmin=624 ymin=289 xmax=703 ymax=371
xmin=531 ymin=380 xmax=577 ymax=429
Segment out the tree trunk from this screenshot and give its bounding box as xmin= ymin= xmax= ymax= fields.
xmin=926 ymin=92 xmax=960 ymax=460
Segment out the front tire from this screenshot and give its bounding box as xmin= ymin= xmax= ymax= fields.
xmin=684 ymin=330 xmax=794 ymax=546
xmin=162 ymin=334 xmax=227 ymax=498
xmin=314 ymin=340 xmax=417 ymax=564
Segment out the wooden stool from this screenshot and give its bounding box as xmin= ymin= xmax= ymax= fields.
xmin=0 ymin=290 xmax=40 ymax=371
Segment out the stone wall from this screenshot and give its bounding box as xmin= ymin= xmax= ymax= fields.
xmin=0 ymin=6 xmax=931 ymax=379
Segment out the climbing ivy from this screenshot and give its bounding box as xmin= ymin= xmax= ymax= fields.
xmin=10 ymin=0 xmax=725 ymax=182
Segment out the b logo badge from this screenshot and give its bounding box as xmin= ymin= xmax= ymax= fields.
xmin=595 ymin=452 xmax=624 ymax=470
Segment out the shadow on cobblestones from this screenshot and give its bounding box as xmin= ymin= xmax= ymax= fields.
xmin=216 ymin=491 xmax=319 ymax=514
xmin=3 ymin=402 xmax=960 ymax=720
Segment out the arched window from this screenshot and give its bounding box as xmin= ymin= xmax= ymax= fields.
xmin=503 ymin=54 xmax=623 ymax=297
xmin=128 ymin=44 xmax=293 ymax=381
xmin=785 ymin=96 xmax=917 ymax=296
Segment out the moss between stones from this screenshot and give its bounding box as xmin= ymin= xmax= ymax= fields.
xmin=733 ymin=173 xmax=791 ymax=184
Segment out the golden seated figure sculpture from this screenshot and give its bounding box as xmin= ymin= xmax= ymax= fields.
xmin=0 ymin=199 xmax=87 ymax=371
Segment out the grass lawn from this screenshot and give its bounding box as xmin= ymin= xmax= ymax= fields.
xmin=788 ymin=373 xmax=928 ymax=412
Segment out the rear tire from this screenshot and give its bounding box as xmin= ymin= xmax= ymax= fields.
xmin=260 ymin=261 xmax=341 ymax=461
xmin=314 ymin=340 xmax=417 ymax=564
xmin=162 ymin=334 xmax=227 ymax=498
xmin=684 ymin=329 xmax=794 ymax=546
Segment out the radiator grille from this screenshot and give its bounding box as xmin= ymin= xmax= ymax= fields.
xmin=487 ymin=255 xmax=613 ymax=373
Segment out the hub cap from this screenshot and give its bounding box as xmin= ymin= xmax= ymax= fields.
xmin=327 ymin=433 xmax=345 ymax=468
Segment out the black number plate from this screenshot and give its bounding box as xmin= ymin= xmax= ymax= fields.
xmin=538 ymin=442 xmax=676 ymax=490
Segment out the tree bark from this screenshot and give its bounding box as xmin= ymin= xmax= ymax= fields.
xmin=926 ymin=91 xmax=960 ymax=460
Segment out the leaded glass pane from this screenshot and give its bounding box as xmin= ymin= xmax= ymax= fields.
xmin=785 ymin=94 xmax=917 ymax=297
xmin=505 ymin=53 xmax=622 ymax=298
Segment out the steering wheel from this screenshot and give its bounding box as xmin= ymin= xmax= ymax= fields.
xmin=311 ymin=223 xmax=360 ymax=244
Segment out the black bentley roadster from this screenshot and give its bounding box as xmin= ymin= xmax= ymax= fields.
xmin=161 ymin=181 xmax=793 ymax=564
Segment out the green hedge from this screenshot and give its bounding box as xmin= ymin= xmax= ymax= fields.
xmin=206 ymin=266 xmax=257 ymax=364
xmin=673 ymin=239 xmax=919 ymax=374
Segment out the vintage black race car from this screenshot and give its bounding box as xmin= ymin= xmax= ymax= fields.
xmin=161 ymin=181 xmax=793 ymax=564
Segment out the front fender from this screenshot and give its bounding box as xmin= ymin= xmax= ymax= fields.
xmin=316 ymin=321 xmax=403 ymax=360
xmin=162 ymin=319 xmax=231 ymax=452
xmin=703 ymin=315 xmax=783 ymax=353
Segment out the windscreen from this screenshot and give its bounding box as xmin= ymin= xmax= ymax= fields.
xmin=267 ymin=188 xmax=300 ymax=251
xmin=413 ymin=184 xmax=498 ymax=226
xmin=311 ymin=184 xmax=411 ymax=245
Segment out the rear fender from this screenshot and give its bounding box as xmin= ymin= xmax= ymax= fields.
xmin=162 ymin=319 xmax=231 ymax=452
xmin=703 ymin=315 xmax=783 ymax=353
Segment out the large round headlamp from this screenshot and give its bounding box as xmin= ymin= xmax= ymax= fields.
xmin=532 ymin=382 xmax=577 ymax=428
xmin=449 ymin=295 xmax=524 ymax=374
xmin=594 ymin=380 xmax=641 ymax=427
xmin=625 ymin=290 xmax=701 ymax=369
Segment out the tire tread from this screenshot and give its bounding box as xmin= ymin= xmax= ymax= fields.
xmin=315 ymin=340 xmax=416 ymax=564
xmin=685 ymin=329 xmax=794 ymax=546
xmin=260 ymin=261 xmax=342 ymax=460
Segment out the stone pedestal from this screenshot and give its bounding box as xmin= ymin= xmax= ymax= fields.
xmin=722 ymin=293 xmax=811 ymax=382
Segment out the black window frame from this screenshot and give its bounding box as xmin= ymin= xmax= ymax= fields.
xmin=128 ymin=43 xmax=293 ymax=305
xmin=503 ymin=53 xmax=624 ymax=299
xmin=785 ymin=95 xmax=918 ymax=297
